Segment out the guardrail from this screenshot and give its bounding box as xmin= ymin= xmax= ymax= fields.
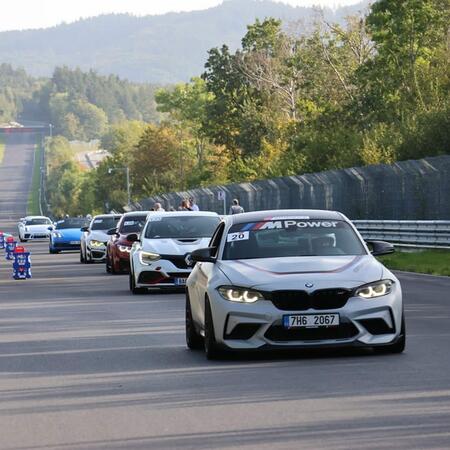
xmin=353 ymin=220 xmax=450 ymax=249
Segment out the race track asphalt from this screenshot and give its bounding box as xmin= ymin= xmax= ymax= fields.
xmin=1 ymin=133 xmax=450 ymax=450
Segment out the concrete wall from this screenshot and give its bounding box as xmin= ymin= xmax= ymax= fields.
xmin=134 ymin=155 xmax=450 ymax=219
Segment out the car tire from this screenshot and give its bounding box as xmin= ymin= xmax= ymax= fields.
xmin=110 ymin=256 xmax=117 ymax=275
xmin=49 ymin=248 xmax=59 ymax=254
xmin=186 ymin=292 xmax=203 ymax=350
xmin=80 ymin=250 xmax=85 ymax=263
xmin=129 ymin=268 xmax=146 ymax=295
xmin=106 ymin=252 xmax=112 ymax=273
xmin=375 ymin=315 xmax=406 ymax=354
xmin=204 ymin=298 xmax=222 ymax=360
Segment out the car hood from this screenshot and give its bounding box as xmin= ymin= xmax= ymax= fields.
xmin=117 ymin=233 xmax=138 ymax=246
xmin=217 ymin=255 xmax=384 ymax=290
xmin=87 ymin=230 xmax=109 ymax=243
xmin=142 ymin=237 xmax=211 ymax=255
xmin=56 ymin=229 xmax=82 ymax=240
xmin=25 ymin=224 xmax=50 ymax=232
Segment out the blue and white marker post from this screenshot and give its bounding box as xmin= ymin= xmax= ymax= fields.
xmin=5 ymin=237 xmax=17 ymax=260
xmin=12 ymin=246 xmax=32 ymax=280
xmin=0 ymin=232 xmax=5 ymax=250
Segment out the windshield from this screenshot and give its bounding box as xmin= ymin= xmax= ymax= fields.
xmin=119 ymin=215 xmax=148 ymax=234
xmin=145 ymin=216 xmax=219 ymax=239
xmin=91 ymin=216 xmax=121 ymax=231
xmin=55 ymin=218 xmax=90 ymax=230
xmin=25 ymin=218 xmax=51 ymax=226
xmin=223 ymin=219 xmax=365 ymax=260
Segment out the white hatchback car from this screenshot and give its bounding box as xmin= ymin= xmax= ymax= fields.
xmin=18 ymin=216 xmax=53 ymax=241
xmin=128 ymin=211 xmax=220 ymax=293
xmin=186 ymin=210 xmax=405 ymax=359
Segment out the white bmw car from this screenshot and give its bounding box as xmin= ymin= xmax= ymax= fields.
xmin=80 ymin=214 xmax=122 ymax=263
xmin=18 ymin=216 xmax=53 ymax=241
xmin=128 ymin=211 xmax=220 ymax=293
xmin=186 ymin=210 xmax=405 ymax=359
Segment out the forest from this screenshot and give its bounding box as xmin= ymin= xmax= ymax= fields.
xmin=11 ymin=0 xmax=450 ymax=216
xmin=0 ymin=65 xmax=159 ymax=138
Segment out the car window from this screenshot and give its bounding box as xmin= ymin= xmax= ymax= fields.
xmin=145 ymin=216 xmax=219 ymax=239
xmin=25 ymin=218 xmax=51 ymax=225
xmin=208 ymin=222 xmax=225 ymax=257
xmin=223 ymin=219 xmax=365 ymax=260
xmin=119 ymin=215 xmax=147 ymax=234
xmin=91 ymin=216 xmax=121 ymax=230
xmin=55 ymin=218 xmax=90 ymax=229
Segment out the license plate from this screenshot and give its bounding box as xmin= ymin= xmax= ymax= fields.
xmin=174 ymin=278 xmax=187 ymax=286
xmin=283 ymin=314 xmax=339 ymax=329
xmin=70 ymin=241 xmax=80 ymax=245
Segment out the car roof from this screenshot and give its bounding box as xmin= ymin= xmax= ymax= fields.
xmin=122 ymin=211 xmax=151 ymax=217
xmin=24 ymin=216 xmax=50 ymax=220
xmin=93 ymin=214 xmax=122 ymax=219
xmin=227 ymin=209 xmax=345 ymax=225
xmin=147 ymin=211 xmax=219 ymax=218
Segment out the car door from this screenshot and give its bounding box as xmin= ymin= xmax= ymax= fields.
xmin=191 ymin=223 xmax=225 ymax=328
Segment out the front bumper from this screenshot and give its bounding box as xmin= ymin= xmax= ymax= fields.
xmin=51 ymin=240 xmax=81 ymax=251
xmin=112 ymin=246 xmax=131 ymax=272
xmin=87 ymin=245 xmax=107 ymax=261
xmin=134 ymin=258 xmax=191 ymax=288
xmin=24 ymin=232 xmax=50 ymax=240
xmin=207 ymin=288 xmax=403 ymax=350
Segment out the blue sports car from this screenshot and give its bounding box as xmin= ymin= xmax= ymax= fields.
xmin=49 ymin=217 xmax=90 ymax=254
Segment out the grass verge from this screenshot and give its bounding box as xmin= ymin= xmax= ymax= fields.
xmin=0 ymin=135 xmax=5 ymax=164
xmin=27 ymin=139 xmax=43 ymax=215
xmin=379 ymin=249 xmax=450 ymax=277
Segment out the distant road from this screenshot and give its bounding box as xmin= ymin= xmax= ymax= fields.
xmin=0 ymin=133 xmax=450 ymax=449
xmin=0 ymin=133 xmax=36 ymax=233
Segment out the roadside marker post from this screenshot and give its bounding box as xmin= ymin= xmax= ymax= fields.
xmin=0 ymin=232 xmax=4 ymax=249
xmin=12 ymin=246 xmax=32 ymax=280
xmin=5 ymin=237 xmax=17 ymax=260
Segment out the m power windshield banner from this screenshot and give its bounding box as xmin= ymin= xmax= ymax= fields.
xmin=239 ymin=220 xmax=341 ymax=232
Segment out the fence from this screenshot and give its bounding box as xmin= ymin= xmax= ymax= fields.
xmin=134 ymin=155 xmax=450 ymax=220
xmin=353 ymin=220 xmax=450 ymax=249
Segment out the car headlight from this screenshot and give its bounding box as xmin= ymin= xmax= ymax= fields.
xmin=52 ymin=231 xmax=62 ymax=238
xmin=218 ymin=286 xmax=265 ymax=303
xmin=139 ymin=251 xmax=161 ymax=265
xmin=354 ymin=280 xmax=393 ymax=299
xmin=89 ymin=240 xmax=105 ymax=248
xmin=118 ymin=245 xmax=131 ymax=253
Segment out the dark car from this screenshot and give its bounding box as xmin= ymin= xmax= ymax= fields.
xmin=106 ymin=211 xmax=151 ymax=274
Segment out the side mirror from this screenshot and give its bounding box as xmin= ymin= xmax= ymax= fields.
xmin=107 ymin=228 xmax=118 ymax=236
xmin=80 ymin=226 xmax=89 ymax=232
xmin=190 ymin=247 xmax=216 ymax=264
xmin=366 ymin=240 xmax=395 ymax=256
xmin=127 ymin=233 xmax=139 ymax=243
xmin=47 ymin=226 xmax=53 ymax=231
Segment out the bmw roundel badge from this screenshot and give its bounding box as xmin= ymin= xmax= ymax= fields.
xmin=305 ymin=282 xmax=314 ymax=288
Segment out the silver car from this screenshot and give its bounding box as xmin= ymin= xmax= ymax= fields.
xmin=80 ymin=214 xmax=121 ymax=263
xmin=186 ymin=210 xmax=405 ymax=359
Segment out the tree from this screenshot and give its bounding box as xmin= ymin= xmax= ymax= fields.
xmin=131 ymin=125 xmax=185 ymax=196
xmin=156 ymin=77 xmax=214 ymax=168
xmin=362 ymin=0 xmax=450 ymax=119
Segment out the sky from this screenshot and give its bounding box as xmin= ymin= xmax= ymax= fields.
xmin=0 ymin=0 xmax=362 ymax=32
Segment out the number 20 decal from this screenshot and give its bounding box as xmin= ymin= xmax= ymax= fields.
xmin=227 ymin=231 xmax=250 ymax=242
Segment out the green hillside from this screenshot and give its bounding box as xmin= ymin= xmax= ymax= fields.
xmin=0 ymin=0 xmax=370 ymax=83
